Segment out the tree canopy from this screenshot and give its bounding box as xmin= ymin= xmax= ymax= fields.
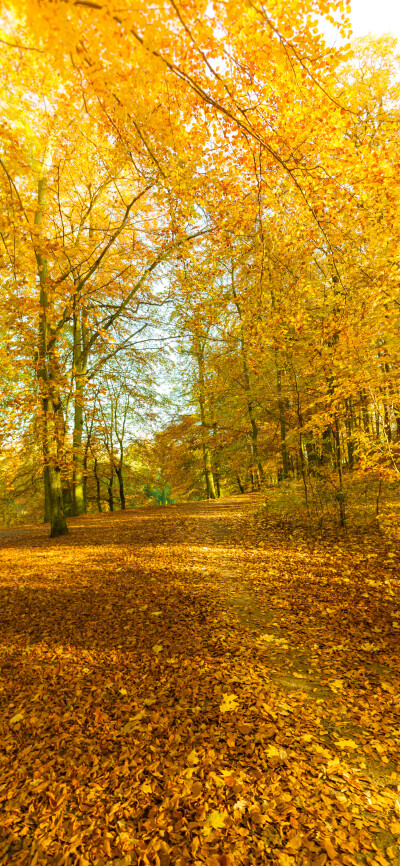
xmin=0 ymin=1 xmax=399 ymax=534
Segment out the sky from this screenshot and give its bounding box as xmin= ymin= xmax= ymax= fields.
xmin=351 ymin=0 xmax=400 ymax=41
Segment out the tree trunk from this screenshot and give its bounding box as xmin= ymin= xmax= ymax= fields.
xmin=360 ymin=389 xmax=370 ymax=435
xmin=43 ymin=465 xmax=51 ymax=523
xmin=236 ymin=474 xmax=245 ymax=494
xmin=232 ymin=280 xmax=263 ymax=487
xmin=35 ymin=154 xmax=68 ymax=538
xmin=212 ymin=422 xmax=221 ymax=497
xmin=83 ymin=451 xmax=88 ymax=513
xmin=116 ymin=465 xmax=126 ymax=509
xmin=43 ymin=396 xmax=68 ymax=537
xmin=333 ymin=414 xmax=345 ymax=527
xmin=276 ymin=362 xmax=289 ymax=480
xmin=108 ymin=470 xmax=114 ymax=512
xmin=72 ymin=311 xmax=88 ymax=516
xmin=94 ymin=458 xmax=102 ymax=513
xmin=73 ymin=393 xmax=85 ymax=514
xmin=196 ymin=342 xmax=216 ymax=499
xmin=345 ymin=397 xmax=355 ymax=470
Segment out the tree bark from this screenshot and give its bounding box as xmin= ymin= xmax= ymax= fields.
xmin=72 ymin=310 xmax=88 ymax=516
xmin=43 ymin=465 xmax=51 ymax=523
xmin=236 ymin=474 xmax=245 ymax=494
xmin=94 ymin=457 xmax=102 ymax=513
xmin=42 ymin=396 xmax=68 ymax=537
xmin=196 ymin=341 xmax=216 ymax=499
xmin=115 ymin=465 xmax=126 ymax=509
xmin=345 ymin=397 xmax=355 ymax=470
xmin=232 ymin=278 xmax=263 ymax=487
xmin=35 ymin=151 xmax=68 ymax=537
xmin=108 ymin=469 xmax=114 ymax=512
xmin=276 ymin=362 xmax=289 ymax=480
xmin=333 ymin=414 xmax=345 ymax=527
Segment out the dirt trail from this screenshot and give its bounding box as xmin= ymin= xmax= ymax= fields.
xmin=0 ymin=495 xmax=400 ymax=866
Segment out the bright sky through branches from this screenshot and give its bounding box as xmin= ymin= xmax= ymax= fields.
xmin=351 ymin=0 xmax=400 ymax=41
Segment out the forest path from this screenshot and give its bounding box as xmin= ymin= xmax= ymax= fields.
xmin=0 ymin=495 xmax=400 ymax=865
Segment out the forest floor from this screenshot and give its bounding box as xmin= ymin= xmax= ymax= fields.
xmin=1 ymin=494 xmax=400 ymax=866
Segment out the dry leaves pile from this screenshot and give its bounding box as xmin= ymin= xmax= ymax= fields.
xmin=0 ymin=495 xmax=400 ymax=865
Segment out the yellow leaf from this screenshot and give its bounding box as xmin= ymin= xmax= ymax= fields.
xmin=389 ymin=822 xmax=400 ymax=834
xmin=276 ymin=853 xmax=295 ymax=865
xmin=119 ymin=688 xmax=127 ymax=696
xmin=312 ymin=744 xmax=331 ymax=758
xmin=321 ymin=836 xmax=337 ymax=859
xmin=381 ymin=682 xmax=395 ymax=694
xmin=360 ymin=642 xmax=380 ymax=652
xmin=329 ymin=679 xmax=344 ymax=691
xmin=10 ymin=713 xmax=24 ymax=725
xmin=220 ymin=693 xmax=239 ymax=713
xmin=286 ymin=833 xmax=303 ymax=852
xmin=187 ymin=748 xmax=199 ymax=766
xmin=207 ymin=809 xmax=227 ymax=830
xmin=191 ymin=836 xmax=200 ymax=855
xmin=335 ymin=738 xmax=358 ymax=750
xmin=266 ymin=744 xmax=287 ymax=760
xmin=152 ymin=644 xmax=163 ymax=654
xmin=122 ymin=710 xmax=145 ymax=732
xmin=326 ymin=757 xmax=341 ymax=774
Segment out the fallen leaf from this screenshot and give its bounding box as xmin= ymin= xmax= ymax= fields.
xmin=220 ymin=693 xmax=239 ymax=713
xmin=207 ymin=809 xmax=228 ymax=830
xmin=335 ymin=738 xmax=358 ymax=751
xmin=9 ymin=713 xmax=24 ymax=725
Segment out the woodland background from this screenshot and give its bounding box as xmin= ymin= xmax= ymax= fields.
xmin=0 ymin=0 xmax=400 ymax=536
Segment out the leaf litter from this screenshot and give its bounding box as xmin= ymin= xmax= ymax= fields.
xmin=0 ymin=495 xmax=399 ymax=865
